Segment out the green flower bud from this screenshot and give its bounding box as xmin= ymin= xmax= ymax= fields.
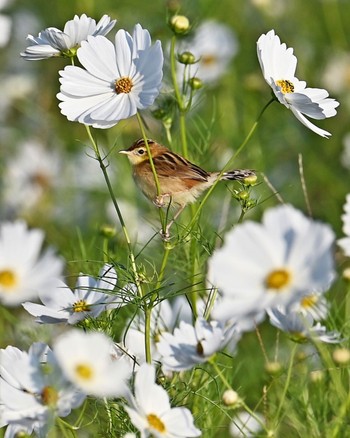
xmin=99 ymin=225 xmax=117 ymax=238
xmin=169 ymin=15 xmax=190 ymax=34
xmin=178 ymin=51 xmax=196 ymax=65
xmin=243 ymin=174 xmax=258 ymax=186
xmin=188 ymin=77 xmax=203 ymax=90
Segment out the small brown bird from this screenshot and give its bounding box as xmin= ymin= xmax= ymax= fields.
xmin=120 ymin=139 xmax=255 ymax=236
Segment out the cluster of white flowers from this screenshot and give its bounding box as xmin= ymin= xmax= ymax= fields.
xmin=0 ymin=10 xmax=346 ymax=438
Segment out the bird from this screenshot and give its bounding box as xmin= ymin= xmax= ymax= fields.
xmin=119 ymin=138 xmax=256 ymax=237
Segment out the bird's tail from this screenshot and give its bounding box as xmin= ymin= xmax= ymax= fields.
xmin=221 ymin=169 xmax=256 ymax=181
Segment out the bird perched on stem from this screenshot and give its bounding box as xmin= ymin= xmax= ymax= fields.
xmin=119 ymin=138 xmax=255 ymax=238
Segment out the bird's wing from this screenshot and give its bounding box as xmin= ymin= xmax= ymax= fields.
xmin=152 ymin=152 xmax=209 ymax=181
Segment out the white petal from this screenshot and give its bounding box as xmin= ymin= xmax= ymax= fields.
xmin=78 ymin=36 xmax=118 ymax=80
xmin=290 ymin=107 xmax=332 ymax=138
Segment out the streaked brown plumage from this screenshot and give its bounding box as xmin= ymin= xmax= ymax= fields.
xmin=119 ymin=138 xmax=255 ymax=236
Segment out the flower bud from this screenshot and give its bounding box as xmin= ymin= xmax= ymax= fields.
xmin=188 ymin=77 xmax=203 ymax=90
xmin=99 ymin=225 xmax=117 ymax=238
xmin=243 ymin=174 xmax=258 ymax=186
xmin=222 ymin=389 xmax=240 ymax=406
xmin=265 ymin=361 xmax=282 ymax=375
xmin=342 ymin=267 xmax=350 ymax=281
xmin=178 ymin=51 xmax=196 ymax=65
xmin=333 ymin=347 xmax=350 ymax=364
xmin=238 ymin=190 xmax=249 ymax=200
xmin=309 ymin=370 xmax=324 ymax=383
xmin=169 ymin=15 xmax=190 ymax=34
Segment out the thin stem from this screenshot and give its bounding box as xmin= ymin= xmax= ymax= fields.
xmin=187 ymin=97 xmax=275 ymax=231
xmin=136 ymin=112 xmax=166 ymax=233
xmin=210 ymin=360 xmax=269 ymax=433
xmin=144 ymin=305 xmax=152 ymax=364
xmin=155 ymin=245 xmax=171 ymax=291
xmin=57 ymin=417 xmax=77 ymax=438
xmin=170 ymin=35 xmax=184 ymax=111
xmin=179 ymin=112 xmax=189 ymax=159
xmin=85 ymin=126 xmax=143 ymax=297
xmin=275 ymin=343 xmax=297 ymax=420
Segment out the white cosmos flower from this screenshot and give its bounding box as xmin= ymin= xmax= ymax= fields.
xmin=268 ymin=307 xmax=341 ymax=344
xmin=257 ymin=29 xmax=339 ymax=138
xmin=53 ymin=330 xmax=131 ymax=398
xmin=208 ymin=205 xmax=336 ymax=323
xmin=177 ymin=20 xmax=238 ymax=84
xmin=0 ymin=220 xmax=64 ymax=307
xmin=21 ymin=14 xmax=116 ymax=60
xmin=2 ymin=140 xmax=61 ymax=215
xmin=338 ymin=194 xmax=350 ymax=257
xmin=57 ymin=24 xmax=163 ymax=129
xmin=0 ymin=343 xmax=85 ymax=438
xmin=124 ymin=363 xmax=201 ymax=438
xmin=157 ymin=317 xmax=240 ymax=372
xmin=22 ymin=264 xmax=125 ymax=324
xmin=123 ymin=296 xmax=192 ymax=365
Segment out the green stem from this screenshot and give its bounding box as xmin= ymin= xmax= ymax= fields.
xmin=275 ymin=343 xmax=297 ymax=420
xmin=57 ymin=417 xmax=77 ymax=438
xmin=186 ymin=98 xmax=275 ymax=231
xmin=85 ymin=126 xmax=143 ymax=298
xmin=155 ymin=245 xmax=171 ymax=291
xmin=179 ymin=111 xmax=188 ymax=159
xmin=210 ymin=359 xmax=268 ymax=433
xmin=136 ymin=112 xmax=167 ymax=233
xmin=170 ymin=35 xmax=184 ymax=111
xmin=144 ymin=305 xmax=152 ymax=363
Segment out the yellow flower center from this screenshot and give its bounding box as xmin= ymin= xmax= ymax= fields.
xmin=275 ymin=79 xmax=294 ymax=94
xmin=147 ymin=413 xmax=166 ymax=433
xmin=0 ymin=269 xmax=18 ymax=290
xmin=73 ymin=300 xmax=91 ymax=312
xmin=300 ymin=294 xmax=318 ymax=309
xmin=265 ymin=269 xmax=291 ymax=291
xmin=115 ymin=77 xmax=133 ymax=94
xmin=75 ymin=363 xmax=93 ymax=380
xmin=41 ymin=386 xmax=58 ymax=407
xmin=201 ymin=54 xmax=217 ymax=66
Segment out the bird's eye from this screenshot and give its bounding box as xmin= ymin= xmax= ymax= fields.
xmin=137 ymin=148 xmax=145 ymax=155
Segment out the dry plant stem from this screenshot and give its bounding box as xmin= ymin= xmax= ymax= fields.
xmin=255 ymin=324 xmax=269 ymax=364
xmin=298 ymin=153 xmax=312 ymax=216
xmin=85 ymin=126 xmax=143 ymax=298
xmin=261 ymin=173 xmax=284 ymax=204
xmin=187 ymin=97 xmax=276 ymax=231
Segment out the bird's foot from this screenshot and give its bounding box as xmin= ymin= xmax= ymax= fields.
xmin=153 ymin=194 xmax=171 ymax=208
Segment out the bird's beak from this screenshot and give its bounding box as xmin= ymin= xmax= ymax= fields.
xmin=118 ymin=149 xmax=129 ymax=155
